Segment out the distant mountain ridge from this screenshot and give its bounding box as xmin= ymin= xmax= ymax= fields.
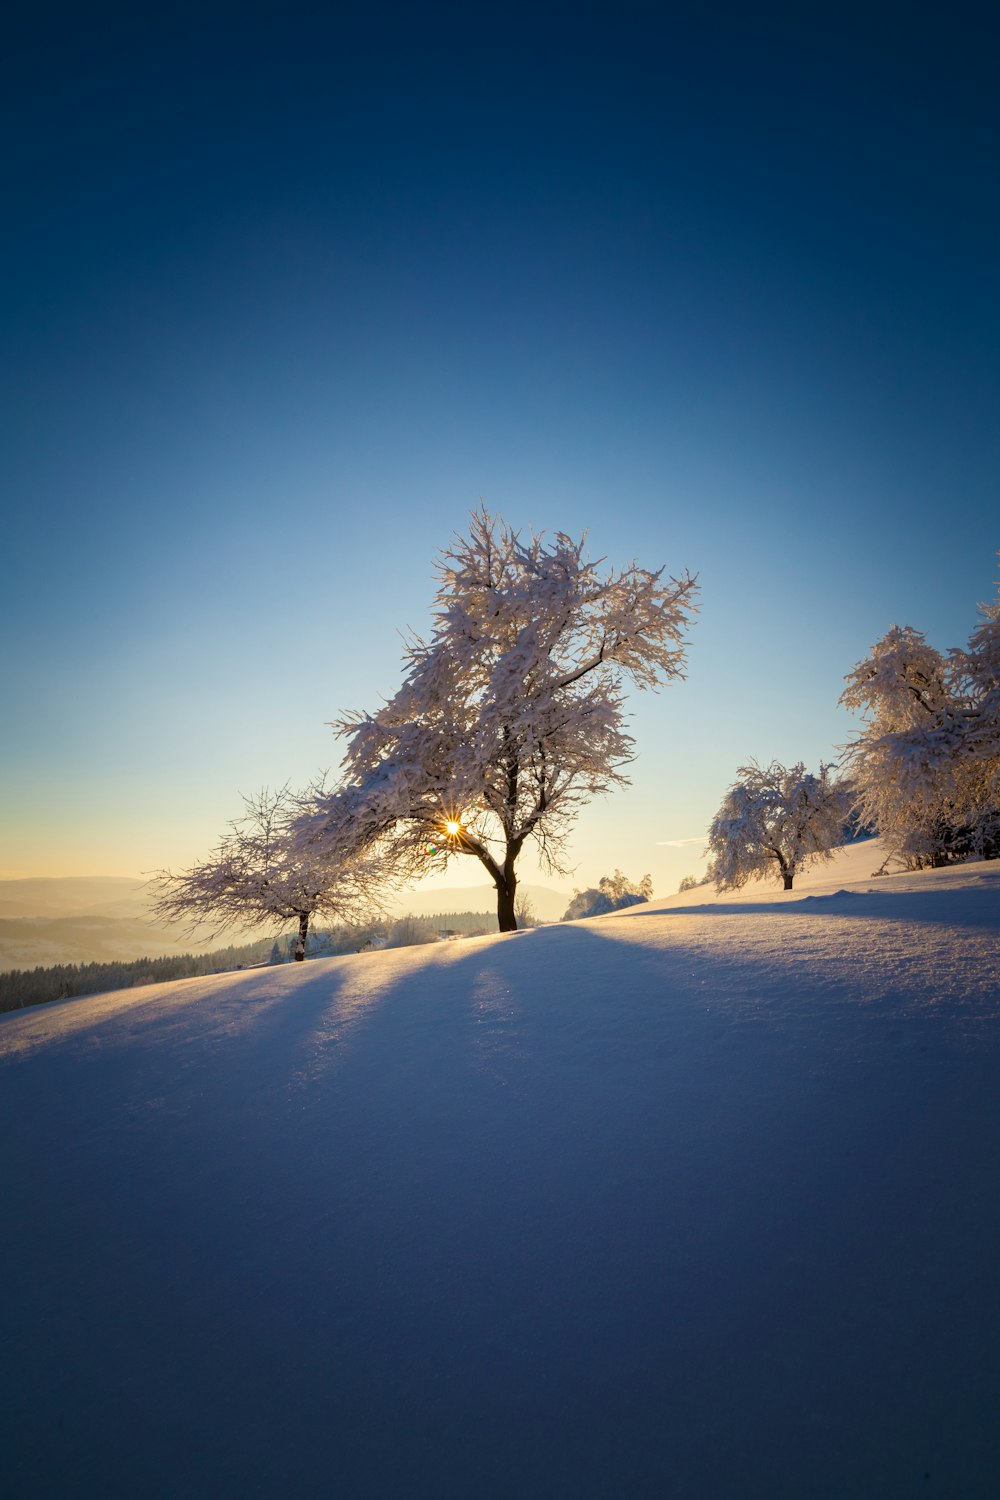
xmin=0 ymin=877 xmax=222 ymax=969
xmin=390 ymin=883 xmax=571 ymax=922
xmin=0 ymin=876 xmax=149 ymax=920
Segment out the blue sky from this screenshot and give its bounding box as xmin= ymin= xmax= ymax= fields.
xmin=2 ymin=2 xmax=997 ymax=892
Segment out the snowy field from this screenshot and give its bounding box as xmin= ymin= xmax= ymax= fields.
xmin=2 ymin=843 xmax=1000 ymax=1498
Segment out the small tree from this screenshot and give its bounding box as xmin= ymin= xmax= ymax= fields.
xmin=150 ymin=785 xmax=383 ymax=960
xmin=707 ymin=761 xmax=848 ymax=891
xmin=303 ymin=510 xmax=697 ymax=931
xmin=513 ymin=890 xmax=539 ymax=928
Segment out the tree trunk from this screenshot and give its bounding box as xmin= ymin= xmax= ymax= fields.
xmin=293 ymin=911 xmax=309 ymax=960
xmin=782 ymin=873 xmax=794 ymax=890
xmin=468 ymin=833 xmax=519 ymax=932
xmin=495 ymin=869 xmax=518 ymax=932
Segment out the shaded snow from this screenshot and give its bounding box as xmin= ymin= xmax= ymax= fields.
xmin=2 ymin=846 xmax=999 ymax=1497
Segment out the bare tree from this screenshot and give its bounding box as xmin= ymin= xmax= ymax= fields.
xmin=150 ymin=784 xmax=384 ymax=960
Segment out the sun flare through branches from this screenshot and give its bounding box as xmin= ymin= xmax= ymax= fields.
xmin=300 ymin=509 xmax=697 ymax=932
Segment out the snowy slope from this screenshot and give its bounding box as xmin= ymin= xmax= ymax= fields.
xmin=2 ymin=848 xmax=999 ymax=1498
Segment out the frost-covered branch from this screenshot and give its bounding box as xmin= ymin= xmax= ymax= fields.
xmin=302 ymin=509 xmax=697 ymax=930
xmin=840 ymin=577 xmax=1000 ymax=867
xmin=150 ymin=782 xmax=390 ymax=961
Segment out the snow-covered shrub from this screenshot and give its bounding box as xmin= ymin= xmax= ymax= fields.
xmin=562 ymin=888 xmax=614 ymax=920
xmin=384 ymin=916 xmax=439 ymax=949
xmin=562 ymin=870 xmax=653 ymax=920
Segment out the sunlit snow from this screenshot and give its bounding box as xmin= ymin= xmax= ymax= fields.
xmin=2 ymin=843 xmax=999 ymax=1497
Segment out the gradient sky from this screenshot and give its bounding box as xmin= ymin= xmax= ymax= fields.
xmin=2 ymin=2 xmax=998 ymax=896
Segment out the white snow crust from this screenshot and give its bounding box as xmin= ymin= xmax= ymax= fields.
xmin=2 ymin=843 xmax=999 ymax=1497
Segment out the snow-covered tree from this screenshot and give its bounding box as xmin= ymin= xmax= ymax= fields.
xmin=840 ymin=626 xmax=967 ymax=868
xmin=707 ymin=761 xmax=848 ymax=891
xmin=150 ymin=784 xmax=384 ymax=960
xmin=841 ymin=583 xmax=1000 ymax=868
xmin=302 ymin=510 xmax=697 ymax=931
xmin=948 ymin=575 xmax=1000 ymax=856
xmin=562 ymin=869 xmax=653 ymax=921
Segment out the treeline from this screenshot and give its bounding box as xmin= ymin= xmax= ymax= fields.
xmin=0 ymin=937 xmax=275 ymax=1016
xmin=415 ymin=910 xmax=495 ymax=935
xmin=296 ymin=910 xmax=497 ymax=958
xmin=0 ymin=911 xmax=508 ymax=1016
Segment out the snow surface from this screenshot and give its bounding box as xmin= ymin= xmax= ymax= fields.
xmin=2 ymin=843 xmax=1000 ymax=1497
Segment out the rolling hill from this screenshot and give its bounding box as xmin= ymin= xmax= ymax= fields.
xmin=2 ymin=844 xmax=999 ymax=1496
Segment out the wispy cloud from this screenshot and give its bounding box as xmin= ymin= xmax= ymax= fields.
xmin=656 ymin=835 xmax=708 ymax=848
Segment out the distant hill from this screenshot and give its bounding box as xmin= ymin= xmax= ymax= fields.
xmin=0 ymin=876 xmax=150 ymax=920
xmin=0 ymin=915 xmax=224 ymax=969
xmin=0 ymin=877 xmax=231 ymax=969
xmin=391 ymin=883 xmax=572 ymax=922
xmin=0 ymin=876 xmax=575 ymax=970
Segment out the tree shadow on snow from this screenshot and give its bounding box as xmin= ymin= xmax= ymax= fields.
xmin=607 ymin=878 xmax=1000 ymax=932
